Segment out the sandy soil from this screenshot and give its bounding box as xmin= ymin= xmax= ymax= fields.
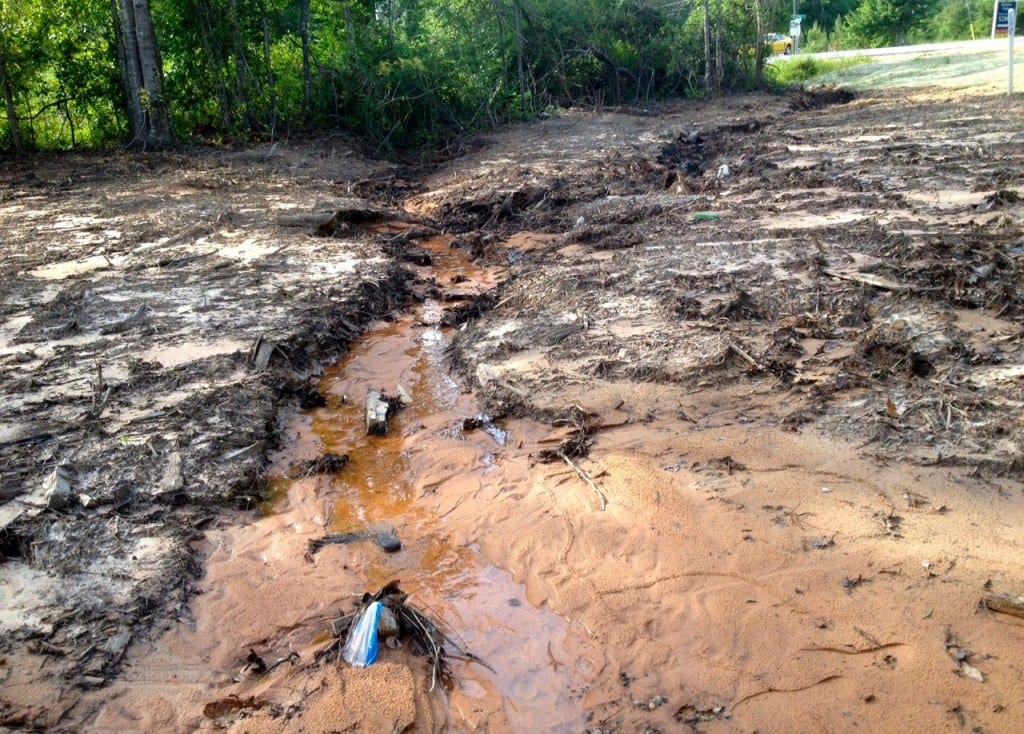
xmin=2 ymin=82 xmax=1024 ymax=733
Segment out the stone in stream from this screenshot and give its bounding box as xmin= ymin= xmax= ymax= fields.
xmin=365 ymin=389 xmax=391 ymax=435
xmin=373 ymin=533 xmax=402 ymax=553
xmin=306 ymin=522 xmax=402 ymax=556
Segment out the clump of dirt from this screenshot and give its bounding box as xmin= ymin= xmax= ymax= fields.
xmin=788 ymin=86 xmax=857 ymax=110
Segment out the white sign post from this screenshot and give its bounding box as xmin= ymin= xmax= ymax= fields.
xmin=1010 ymin=8 xmax=1017 ymax=95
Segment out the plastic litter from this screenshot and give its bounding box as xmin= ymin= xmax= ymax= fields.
xmin=342 ymin=600 xmax=383 ymax=667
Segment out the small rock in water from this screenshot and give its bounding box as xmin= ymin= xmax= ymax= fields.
xmin=374 ymin=533 xmax=402 ymax=553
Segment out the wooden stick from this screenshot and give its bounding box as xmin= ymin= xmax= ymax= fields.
xmin=982 ymin=595 xmax=1024 ymax=619
xmin=822 ymin=267 xmax=910 ymax=292
xmin=557 ymin=450 xmax=607 ymax=510
xmin=727 ymin=339 xmax=762 ymax=370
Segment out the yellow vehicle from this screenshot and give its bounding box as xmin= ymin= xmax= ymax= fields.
xmin=764 ymin=33 xmax=793 ymax=55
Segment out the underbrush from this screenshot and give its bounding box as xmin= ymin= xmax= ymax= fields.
xmin=767 ymin=56 xmax=872 ymax=86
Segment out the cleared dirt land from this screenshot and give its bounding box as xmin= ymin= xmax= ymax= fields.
xmin=3 ymin=69 xmax=1024 ymax=732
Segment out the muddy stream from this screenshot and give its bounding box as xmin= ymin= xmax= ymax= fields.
xmin=84 ymin=237 xmax=591 ymax=732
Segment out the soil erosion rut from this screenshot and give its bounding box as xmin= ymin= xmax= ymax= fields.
xmin=83 ymin=237 xmax=590 ymax=731
xmin=7 ymin=92 xmax=1024 ymax=734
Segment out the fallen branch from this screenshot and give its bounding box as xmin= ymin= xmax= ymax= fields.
xmin=266 ymin=651 xmax=300 ymax=674
xmin=87 ymin=363 xmax=110 ymax=420
xmin=727 ymin=339 xmax=763 ymax=371
xmin=822 ymin=268 xmax=910 ymax=292
xmin=557 ymin=450 xmax=607 ymax=510
xmin=981 ymin=595 xmax=1024 ymax=619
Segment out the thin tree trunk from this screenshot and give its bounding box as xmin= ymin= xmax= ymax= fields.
xmin=703 ymin=0 xmax=712 ymax=95
xmin=0 ymin=50 xmax=23 ymax=154
xmin=62 ymin=95 xmax=77 ymax=148
xmin=714 ymin=0 xmax=723 ymax=92
xmin=300 ymin=0 xmax=311 ymax=120
xmin=197 ymin=3 xmax=231 ymax=130
xmin=344 ymin=1 xmax=355 ymax=56
xmin=488 ymin=0 xmax=508 ymax=116
xmin=513 ymin=0 xmax=526 ymax=111
xmin=755 ymin=0 xmax=765 ymax=89
xmin=259 ymin=0 xmax=277 ymax=139
xmin=387 ymin=0 xmax=395 ymax=50
xmin=228 ymin=0 xmax=254 ymax=130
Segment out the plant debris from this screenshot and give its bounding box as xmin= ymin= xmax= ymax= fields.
xmin=286 ymin=453 xmax=350 ymax=478
xmin=316 ymin=581 xmax=492 ymax=691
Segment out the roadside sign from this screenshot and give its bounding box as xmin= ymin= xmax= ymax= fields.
xmin=993 ymin=0 xmax=1018 ymax=37
xmin=790 ymin=17 xmax=802 ymax=38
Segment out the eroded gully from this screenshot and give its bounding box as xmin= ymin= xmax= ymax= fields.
xmin=81 ymin=235 xmax=593 ymax=732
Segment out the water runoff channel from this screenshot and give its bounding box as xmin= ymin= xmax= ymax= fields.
xmin=100 ymin=233 xmax=592 ymax=731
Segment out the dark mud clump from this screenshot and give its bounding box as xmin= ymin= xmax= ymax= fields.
xmin=788 ymin=86 xmax=856 ymax=111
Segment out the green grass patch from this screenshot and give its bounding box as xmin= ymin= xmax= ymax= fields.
xmin=767 ymin=56 xmax=872 ymax=86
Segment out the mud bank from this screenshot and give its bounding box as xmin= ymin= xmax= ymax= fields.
xmin=0 ymin=146 xmax=412 ymax=724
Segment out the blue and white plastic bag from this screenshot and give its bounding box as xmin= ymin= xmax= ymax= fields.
xmin=342 ymin=601 xmax=383 ymax=667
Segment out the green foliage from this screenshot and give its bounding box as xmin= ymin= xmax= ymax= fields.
xmin=842 ymin=0 xmax=938 ymax=47
xmin=799 ymin=22 xmax=832 ymax=52
xmin=6 ymin=0 xmax=980 ymax=153
xmin=793 ymin=0 xmax=858 ymax=38
xmin=0 ymin=0 xmax=121 ymax=150
xmin=926 ymin=0 xmax=991 ymax=40
xmin=766 ymin=53 xmax=870 ymax=85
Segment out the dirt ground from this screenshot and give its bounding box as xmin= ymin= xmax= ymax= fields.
xmin=2 ymin=82 xmax=1024 ymax=733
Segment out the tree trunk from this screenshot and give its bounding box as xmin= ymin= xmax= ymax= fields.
xmin=714 ymin=0 xmax=723 ymax=93
xmin=513 ymin=0 xmax=526 ymax=112
xmin=62 ymin=94 xmax=77 ymax=148
xmin=196 ymin=4 xmax=232 ymax=130
xmin=703 ymin=0 xmax=712 ymax=95
xmin=344 ymin=1 xmax=355 ymax=56
xmin=259 ymin=0 xmax=277 ymax=139
xmin=0 ymin=49 xmax=23 ymax=154
xmin=116 ymin=0 xmax=174 ymax=148
xmin=300 ymin=0 xmax=311 ymax=121
xmin=755 ymin=0 xmax=765 ymax=89
xmin=228 ymin=0 xmax=254 ymax=130
xmin=387 ymin=0 xmax=395 ymax=50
